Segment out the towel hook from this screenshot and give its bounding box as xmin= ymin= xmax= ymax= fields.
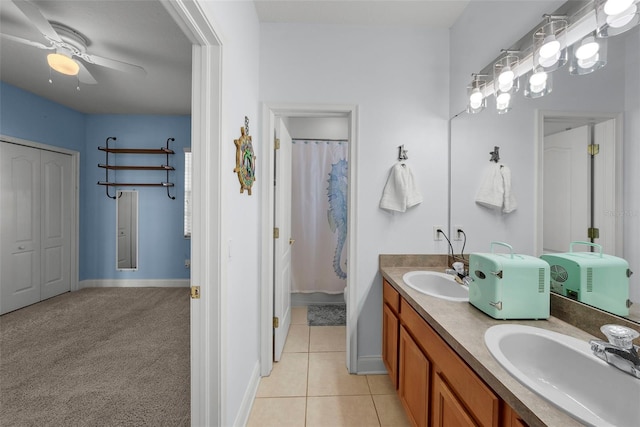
xmin=398 ymin=145 xmax=409 ymax=161
xmin=490 ymin=146 xmax=500 ymax=163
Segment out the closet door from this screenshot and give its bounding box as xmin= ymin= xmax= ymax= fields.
xmin=40 ymin=149 xmax=72 ymax=300
xmin=1 ymin=143 xmax=42 ymax=314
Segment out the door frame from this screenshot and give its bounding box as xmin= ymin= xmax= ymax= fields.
xmin=260 ymin=103 xmax=359 ymax=376
xmin=0 ymin=135 xmax=80 ymax=295
xmin=162 ymin=1 xmax=223 ymax=425
xmin=534 ymin=110 xmax=624 ymax=256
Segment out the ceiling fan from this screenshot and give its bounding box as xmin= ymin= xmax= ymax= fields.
xmin=1 ymin=0 xmax=146 ymax=84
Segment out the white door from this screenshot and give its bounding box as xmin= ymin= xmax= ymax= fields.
xmin=40 ymin=149 xmax=72 ymax=300
xmin=592 ymin=119 xmax=617 ymax=254
xmin=1 ymin=143 xmax=42 ymax=314
xmin=543 ymin=126 xmax=589 ymax=253
xmin=273 ymin=119 xmax=293 ymax=362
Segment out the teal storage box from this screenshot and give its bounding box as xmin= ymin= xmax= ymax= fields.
xmin=540 ymin=241 xmax=631 ymax=316
xmin=469 ymin=242 xmax=550 ymax=320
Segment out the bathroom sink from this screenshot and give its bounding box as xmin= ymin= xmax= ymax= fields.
xmin=402 ymin=271 xmax=469 ymax=302
xmin=485 ymin=324 xmax=640 ymax=427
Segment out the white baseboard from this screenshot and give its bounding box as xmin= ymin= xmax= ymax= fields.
xmin=79 ymin=279 xmax=190 ymax=289
xmin=356 ymin=356 xmax=387 ymax=375
xmin=233 ymin=360 xmax=261 ymax=427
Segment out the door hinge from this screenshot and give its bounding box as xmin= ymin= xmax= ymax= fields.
xmin=588 ymin=144 xmax=600 ymax=156
xmin=190 ymin=286 xmax=200 ymax=299
xmin=588 ymin=227 xmax=600 ymax=239
xmin=274 ymin=138 xmax=280 ymax=150
xmin=274 ymin=227 xmax=280 ymax=238
xmin=273 ymin=317 xmax=279 ymax=328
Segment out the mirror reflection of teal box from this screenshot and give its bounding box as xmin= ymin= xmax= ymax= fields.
xmin=540 ymin=241 xmax=631 ymax=316
xmin=469 ymin=242 xmax=550 ymax=320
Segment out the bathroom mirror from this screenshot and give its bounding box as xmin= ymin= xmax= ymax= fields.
xmin=450 ymin=25 xmax=639 ymax=323
xmin=117 ymin=190 xmax=138 ymax=270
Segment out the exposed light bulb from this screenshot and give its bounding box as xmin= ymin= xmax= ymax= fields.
xmin=538 ymin=50 xmax=561 ymax=67
xmin=498 ymin=68 xmax=515 ymax=92
xmin=539 ymin=35 xmax=561 ymax=59
xmin=578 ymin=53 xmax=600 ymax=68
xmin=529 ymin=72 xmax=548 ymax=93
xmin=496 ymin=92 xmax=511 ymax=111
xmin=607 ymin=3 xmax=638 ymax=27
xmin=575 ymin=37 xmax=600 ymax=59
xmin=469 ymin=88 xmax=484 ymax=109
xmin=604 ymin=0 xmax=634 ymax=16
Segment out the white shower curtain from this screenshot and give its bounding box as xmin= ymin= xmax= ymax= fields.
xmin=291 ymin=139 xmax=348 ymax=294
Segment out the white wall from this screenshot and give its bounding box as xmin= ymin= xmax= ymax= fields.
xmin=260 ymin=23 xmax=450 ymax=367
xmin=198 ymin=1 xmax=262 ymax=425
xmin=287 ymin=117 xmax=349 ymax=140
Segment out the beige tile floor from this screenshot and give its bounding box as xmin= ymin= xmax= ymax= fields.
xmin=247 ymin=306 xmax=410 ymax=427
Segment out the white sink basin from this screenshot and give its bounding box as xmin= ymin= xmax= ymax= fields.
xmin=485 ymin=324 xmax=640 ymax=427
xmin=402 ymin=271 xmax=469 ymax=302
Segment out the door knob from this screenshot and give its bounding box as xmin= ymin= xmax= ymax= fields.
xmin=289 ymin=238 xmax=295 ymax=245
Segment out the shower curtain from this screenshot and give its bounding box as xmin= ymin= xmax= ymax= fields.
xmin=291 ymin=139 xmax=348 ymax=294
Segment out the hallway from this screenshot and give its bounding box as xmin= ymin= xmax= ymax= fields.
xmin=247 ymin=306 xmax=410 ymax=426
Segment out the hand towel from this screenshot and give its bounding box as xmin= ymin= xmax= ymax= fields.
xmin=500 ymin=165 xmax=518 ymax=213
xmin=475 ymin=163 xmax=504 ymax=210
xmin=379 ymin=163 xmax=423 ymax=212
xmin=475 ymin=163 xmax=517 ymax=213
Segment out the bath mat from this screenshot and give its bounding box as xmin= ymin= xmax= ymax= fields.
xmin=307 ymin=304 xmax=346 ymax=326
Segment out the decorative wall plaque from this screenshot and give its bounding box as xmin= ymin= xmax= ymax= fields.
xmin=233 ymin=117 xmax=256 ymax=195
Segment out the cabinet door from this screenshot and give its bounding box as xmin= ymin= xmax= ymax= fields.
xmin=399 ymin=326 xmax=430 ymax=427
xmin=383 ymin=303 xmax=399 ymax=388
xmin=433 ymin=373 xmax=478 ymax=427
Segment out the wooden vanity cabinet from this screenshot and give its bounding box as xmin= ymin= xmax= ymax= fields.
xmin=382 ymin=279 xmax=401 ymax=388
xmin=382 ymin=278 xmax=528 ymax=427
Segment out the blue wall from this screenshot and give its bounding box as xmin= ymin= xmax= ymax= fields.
xmin=0 ymin=82 xmax=191 ymax=281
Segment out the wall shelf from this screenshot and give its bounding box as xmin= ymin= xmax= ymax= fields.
xmin=98 ymin=136 xmax=176 ymax=199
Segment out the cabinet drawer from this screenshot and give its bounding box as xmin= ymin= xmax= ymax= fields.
xmin=383 ymin=279 xmax=400 ymax=313
xmin=400 ymin=299 xmax=499 ymax=427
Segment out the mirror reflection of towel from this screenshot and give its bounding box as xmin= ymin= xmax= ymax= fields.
xmin=475 ymin=163 xmax=517 ymax=213
xmin=379 ymin=163 xmax=423 ymax=212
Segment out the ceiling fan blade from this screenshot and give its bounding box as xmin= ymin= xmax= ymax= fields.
xmin=12 ymin=0 xmax=62 ymax=42
xmin=86 ymin=54 xmax=147 ymax=77
xmin=77 ymin=61 xmax=97 ymax=85
xmin=1 ymin=33 xmax=53 ymax=50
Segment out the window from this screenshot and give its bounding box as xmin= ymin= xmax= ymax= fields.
xmin=184 ymin=148 xmax=192 ymax=238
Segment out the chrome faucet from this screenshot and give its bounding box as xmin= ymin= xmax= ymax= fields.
xmin=590 ymin=324 xmax=640 ymax=379
xmin=446 ymin=262 xmax=474 ymax=286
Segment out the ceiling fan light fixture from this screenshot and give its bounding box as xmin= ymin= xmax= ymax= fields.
xmin=47 ymin=52 xmax=79 ymax=76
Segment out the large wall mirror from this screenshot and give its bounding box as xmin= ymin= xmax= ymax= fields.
xmin=117 ymin=190 xmax=138 ymax=270
xmin=450 ymin=14 xmax=639 ymax=324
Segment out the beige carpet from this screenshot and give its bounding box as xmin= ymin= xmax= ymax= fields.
xmin=0 ymin=287 xmax=190 ymax=426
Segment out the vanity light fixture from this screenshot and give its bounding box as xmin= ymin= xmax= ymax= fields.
xmin=464 ymin=0 xmax=639 ymax=115
xmin=596 ymin=0 xmax=640 ymax=36
xmin=533 ymin=16 xmax=568 ymax=72
xmin=467 ymin=74 xmax=487 ymax=114
xmin=493 ymin=53 xmax=519 ymax=113
xmin=569 ymin=32 xmax=608 ymax=75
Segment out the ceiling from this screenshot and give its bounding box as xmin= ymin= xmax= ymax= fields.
xmin=0 ymin=1 xmax=469 ymax=115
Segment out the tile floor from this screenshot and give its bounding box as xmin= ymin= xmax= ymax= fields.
xmin=247 ymin=306 xmax=411 ymax=427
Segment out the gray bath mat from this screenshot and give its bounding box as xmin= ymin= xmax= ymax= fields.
xmin=307 ymin=304 xmax=346 ymax=326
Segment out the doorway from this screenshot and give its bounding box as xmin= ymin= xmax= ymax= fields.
xmin=535 ymin=111 xmax=623 ymax=257
xmin=261 ymin=104 xmax=359 ymax=377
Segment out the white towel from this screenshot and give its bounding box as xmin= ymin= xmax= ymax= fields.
xmin=475 ymin=163 xmax=517 ymax=213
xmin=379 ymin=163 xmax=423 ymax=212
